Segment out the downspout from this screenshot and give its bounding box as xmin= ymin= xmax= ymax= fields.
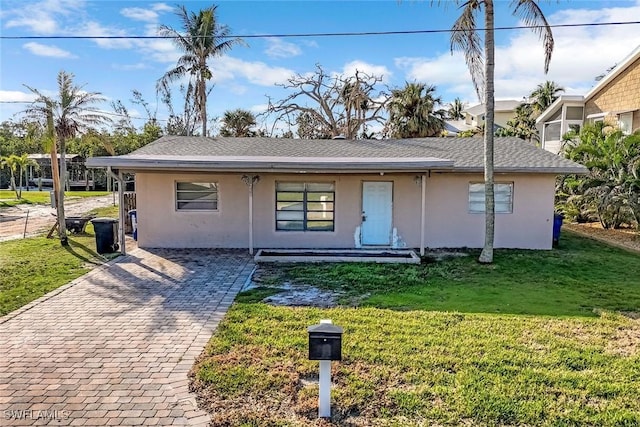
xmin=420 ymin=174 xmax=427 ymax=257
xmin=107 ymin=166 xmax=126 ymax=256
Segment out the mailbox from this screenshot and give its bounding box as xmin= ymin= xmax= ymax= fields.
xmin=308 ymin=322 xmax=343 ymax=361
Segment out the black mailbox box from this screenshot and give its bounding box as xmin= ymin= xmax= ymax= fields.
xmin=308 ymin=323 xmax=343 ymax=361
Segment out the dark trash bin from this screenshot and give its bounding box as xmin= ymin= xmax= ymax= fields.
xmin=128 ymin=209 xmax=138 ymax=241
xmin=91 ymin=218 xmax=119 ymax=254
xmin=553 ymin=213 xmax=564 ymax=247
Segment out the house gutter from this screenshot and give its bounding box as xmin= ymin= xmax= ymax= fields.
xmin=107 ymin=166 xmax=126 ymax=256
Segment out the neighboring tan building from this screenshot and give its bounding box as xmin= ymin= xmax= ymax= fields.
xmin=463 ymin=100 xmax=523 ymax=129
xmin=537 ymin=45 xmax=640 ymax=154
xmin=87 ymin=136 xmax=585 ymax=254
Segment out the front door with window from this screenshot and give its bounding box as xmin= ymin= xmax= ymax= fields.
xmin=361 ymin=181 xmax=393 ymax=245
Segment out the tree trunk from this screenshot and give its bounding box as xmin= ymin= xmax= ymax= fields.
xmin=57 ymin=138 xmax=68 ymax=246
xmin=478 ymin=0 xmax=495 ymax=264
xmin=200 ymin=77 xmax=207 ymax=137
xmin=10 ymin=170 xmax=17 ymax=198
xmin=18 ymin=167 xmax=23 ymax=199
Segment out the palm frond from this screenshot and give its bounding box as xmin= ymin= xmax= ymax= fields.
xmin=450 ymin=1 xmax=484 ymax=101
xmin=511 ymin=0 xmax=554 ymax=72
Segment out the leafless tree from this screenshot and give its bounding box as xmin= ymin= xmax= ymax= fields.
xmin=266 ymin=64 xmax=388 ymax=139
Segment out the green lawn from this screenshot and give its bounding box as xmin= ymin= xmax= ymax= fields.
xmin=193 ymin=233 xmax=640 ymax=426
xmin=0 ymin=190 xmax=110 ymax=208
xmin=0 ymin=211 xmax=120 ymax=316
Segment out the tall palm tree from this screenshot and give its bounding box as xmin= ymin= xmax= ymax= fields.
xmin=530 ymin=80 xmax=564 ymax=115
xmin=386 ymin=82 xmax=446 ymax=138
xmin=448 ymin=0 xmax=554 ymax=263
xmin=24 ymin=71 xmax=110 ymax=246
xmin=220 ymin=108 xmax=257 ymax=137
xmin=157 ymin=5 xmax=243 ymax=137
xmin=447 ymin=97 xmax=467 ymax=120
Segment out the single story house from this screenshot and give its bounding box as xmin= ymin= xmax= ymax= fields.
xmin=86 ymin=136 xmax=586 ymax=254
xmin=537 ymin=44 xmax=640 ymax=154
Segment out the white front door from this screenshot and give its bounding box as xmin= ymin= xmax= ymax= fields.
xmin=361 ymin=181 xmax=393 ymax=245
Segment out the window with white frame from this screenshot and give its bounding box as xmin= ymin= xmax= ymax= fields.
xmin=276 ymin=182 xmax=335 ymax=231
xmin=618 ymin=112 xmax=633 ymax=135
xmin=469 ymin=182 xmax=513 ymax=214
xmin=175 ymin=182 xmax=218 ymax=210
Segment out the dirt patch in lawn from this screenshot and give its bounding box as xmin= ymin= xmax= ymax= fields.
xmin=564 ymin=222 xmax=640 ymax=253
xmin=606 ymin=317 xmax=640 ymax=357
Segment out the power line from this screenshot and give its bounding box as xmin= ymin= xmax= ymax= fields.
xmin=0 ymin=102 xmax=169 ymax=123
xmin=2 ymin=21 xmax=640 ymax=40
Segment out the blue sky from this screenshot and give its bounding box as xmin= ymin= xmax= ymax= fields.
xmin=2 ymin=0 xmax=640 ymax=135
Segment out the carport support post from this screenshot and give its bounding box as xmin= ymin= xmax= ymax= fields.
xmin=118 ymin=171 xmax=126 ymax=256
xmin=107 ymin=166 xmax=126 ymax=256
xmin=420 ymin=174 xmax=426 ymax=256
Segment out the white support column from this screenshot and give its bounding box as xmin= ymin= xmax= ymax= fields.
xmin=107 ymin=167 xmax=126 ymax=255
xmin=249 ymin=182 xmax=254 ymax=255
xmin=420 ymin=174 xmax=427 ymax=256
xmin=118 ymin=171 xmax=126 ymax=256
xmin=242 ymin=175 xmax=260 ymax=255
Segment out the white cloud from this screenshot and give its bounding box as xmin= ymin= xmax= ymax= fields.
xmin=213 ymin=57 xmax=295 ymax=86
xmin=249 ymin=104 xmax=269 ymax=114
xmin=120 ymin=7 xmax=158 ymax=23
xmin=23 ymin=42 xmax=77 ymax=58
xmin=394 ymin=1 xmax=640 ymax=101
xmin=76 ymin=21 xmax=135 ymax=49
xmin=264 ymin=38 xmax=302 ymax=59
xmin=341 ymin=60 xmax=392 ymax=82
xmin=0 ymin=90 xmax=37 ymax=103
xmin=112 ymin=62 xmax=148 ymax=71
xmin=152 ymin=3 xmax=174 ymax=13
xmin=395 ymin=53 xmax=471 ymax=85
xmin=3 ymin=0 xmax=85 ymax=35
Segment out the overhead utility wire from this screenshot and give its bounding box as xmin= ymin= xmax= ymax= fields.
xmin=2 ymin=20 xmax=639 ymax=40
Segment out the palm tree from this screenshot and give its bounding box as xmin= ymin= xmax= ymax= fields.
xmin=4 ymin=155 xmax=19 ymax=198
xmin=24 ymin=71 xmax=110 ymax=246
xmin=447 ymin=0 xmax=554 ymax=263
xmin=496 ymin=102 xmax=538 ymax=143
xmin=157 ymin=5 xmax=243 ymax=137
xmin=220 ymin=109 xmax=257 ymax=137
xmin=530 ymin=80 xmax=564 ymax=115
xmin=386 ymin=82 xmax=446 ymax=138
xmin=13 ymin=154 xmax=36 ymax=199
xmin=447 ymin=97 xmax=467 ymax=120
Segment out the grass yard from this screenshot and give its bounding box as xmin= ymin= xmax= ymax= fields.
xmin=0 ymin=190 xmax=110 ymax=207
xmin=0 ymin=209 xmax=120 ymax=316
xmin=193 ymin=233 xmax=640 ymax=426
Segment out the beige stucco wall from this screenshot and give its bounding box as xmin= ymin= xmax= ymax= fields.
xmin=585 ymin=56 xmax=640 ymax=131
xmin=425 ymin=173 xmax=555 ymax=249
xmin=463 ymin=111 xmax=515 ymax=129
xmin=135 ymin=171 xmax=555 ymax=250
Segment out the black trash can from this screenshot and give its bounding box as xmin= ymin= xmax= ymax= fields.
xmin=91 ymin=218 xmax=119 ymax=254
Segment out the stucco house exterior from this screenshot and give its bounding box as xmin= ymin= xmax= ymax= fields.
xmin=86 ymin=136 xmax=585 ymax=254
xmin=537 ymin=45 xmax=640 ymax=154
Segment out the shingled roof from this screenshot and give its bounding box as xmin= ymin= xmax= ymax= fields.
xmin=86 ymin=136 xmax=586 ymax=174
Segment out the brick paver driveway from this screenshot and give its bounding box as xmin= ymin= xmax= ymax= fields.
xmin=0 ymin=248 xmax=254 ymax=426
